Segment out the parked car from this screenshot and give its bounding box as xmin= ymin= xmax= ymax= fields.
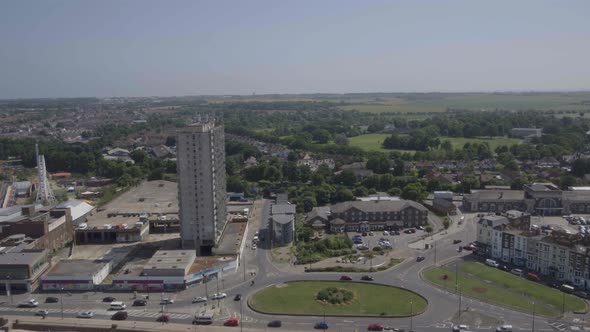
xmin=575 ymin=291 xmax=589 ymax=299
xmin=192 ymin=296 xmax=207 ymax=303
xmin=103 ymin=296 xmax=116 ymax=302
xmin=368 ymin=232 xmax=374 ymax=236
xmin=35 ymin=309 xmax=49 ymax=317
xmin=340 ymin=275 xmax=353 ymax=281
xmin=549 ymin=282 xmax=560 ymax=289
xmin=452 ymin=325 xmax=469 ymax=332
xmin=160 ymin=298 xmax=174 ymax=305
xmin=416 ymin=256 xmax=425 ymax=262
xmin=268 ymin=320 xmax=282 ymax=327
xmin=45 ymin=297 xmax=59 ymax=303
xmin=383 ymin=231 xmax=389 ymax=236
xmin=453 ymin=239 xmax=462 ymax=244
xmin=133 ymin=299 xmax=147 ymax=306
xmin=404 ymin=229 xmax=416 ymax=234
xmin=392 ymin=231 xmax=401 ymax=235
xmin=234 ymin=294 xmax=242 ymax=301
xmin=111 ymin=311 xmax=128 ymax=320
xmin=527 ymin=272 xmax=541 ymax=282
xmin=77 ymin=311 xmax=94 ymax=318
xmin=361 ymin=275 xmax=374 ymax=281
xmin=362 ymin=232 xmax=368 ymax=236
xmin=314 ymin=322 xmax=329 ymax=329
xmin=224 ymin=317 xmax=240 ymax=326
xmin=510 ymin=269 xmax=523 ymax=276
xmin=368 ymin=323 xmax=384 ymax=331
xmin=500 ymin=265 xmax=510 ymax=271
xmin=495 ymin=325 xmax=513 ymax=332
xmin=157 ymin=314 xmax=170 ymax=322
xmin=416 ymin=225 xmax=425 ymax=230
xmin=462 ymin=245 xmax=475 ymax=251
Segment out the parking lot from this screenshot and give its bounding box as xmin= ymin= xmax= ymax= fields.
xmin=347 ymin=227 xmax=429 ymax=252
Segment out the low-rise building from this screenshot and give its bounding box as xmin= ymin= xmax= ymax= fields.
xmin=0 ymin=245 xmax=50 ymax=291
xmin=271 ymin=202 xmax=295 ymax=245
xmin=511 ymin=127 xmax=542 ymax=139
xmin=41 ymin=259 xmax=111 ymax=291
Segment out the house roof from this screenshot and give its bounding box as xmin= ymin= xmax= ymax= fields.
xmin=467 ymin=190 xmax=524 ymax=201
xmin=330 ymin=218 xmax=346 ymax=225
xmin=331 ymin=200 xmax=427 ymax=214
xmin=479 ymin=215 xmax=510 ymax=228
xmin=305 ymin=207 xmax=330 ymax=222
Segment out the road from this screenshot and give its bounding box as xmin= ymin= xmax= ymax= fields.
xmin=0 ymin=201 xmax=582 ymax=331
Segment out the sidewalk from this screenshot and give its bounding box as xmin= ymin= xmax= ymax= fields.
xmin=5 ymin=315 xmax=300 ymax=332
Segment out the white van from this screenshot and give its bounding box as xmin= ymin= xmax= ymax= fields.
xmin=485 ymin=259 xmax=499 ymax=268
xmin=109 ymin=301 xmax=126 ymax=310
xmin=495 ymin=325 xmax=513 ymax=332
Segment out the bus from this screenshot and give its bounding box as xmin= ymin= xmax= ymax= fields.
xmin=192 ymin=310 xmax=215 ymax=325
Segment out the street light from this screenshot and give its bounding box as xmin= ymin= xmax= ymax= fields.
xmin=60 ymin=287 xmax=64 ymax=319
xmin=240 ymin=298 xmax=243 ymax=332
xmin=409 ymin=299 xmax=413 ymax=331
xmin=531 ymin=301 xmax=536 ymax=332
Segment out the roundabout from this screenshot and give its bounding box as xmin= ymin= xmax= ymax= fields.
xmin=248 ymin=281 xmax=428 ymax=317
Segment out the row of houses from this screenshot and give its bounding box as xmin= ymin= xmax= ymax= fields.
xmin=305 ymin=198 xmax=429 ymax=233
xmin=477 ymin=212 xmax=590 ymax=289
xmin=464 ymin=182 xmax=590 ymax=215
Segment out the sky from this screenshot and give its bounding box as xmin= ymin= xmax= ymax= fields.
xmin=1 ymin=0 xmax=589 ymax=98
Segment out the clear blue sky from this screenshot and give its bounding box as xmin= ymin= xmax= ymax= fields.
xmin=1 ymin=0 xmax=589 ymax=98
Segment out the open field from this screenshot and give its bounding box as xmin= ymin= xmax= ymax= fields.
xmin=339 ymin=92 xmax=590 ymax=113
xmin=348 ymin=133 xmax=416 ymax=154
xmin=349 ymin=134 xmax=520 ymax=153
xmin=440 ymin=136 xmax=522 ymax=150
xmin=422 ymin=262 xmax=586 ymax=317
xmin=249 ymin=281 xmax=427 ymax=316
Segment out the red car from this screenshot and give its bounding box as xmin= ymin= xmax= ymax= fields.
xmin=340 ymin=275 xmax=353 ymax=281
xmin=463 ymin=245 xmax=475 ymax=251
xmin=157 ymin=314 xmax=170 ymax=322
xmin=224 ymin=318 xmax=240 ymax=326
xmin=368 ymin=323 xmax=384 ymax=331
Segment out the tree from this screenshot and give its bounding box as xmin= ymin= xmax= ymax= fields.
xmin=334 ymin=188 xmax=354 ymax=202
xmin=443 ymin=219 xmax=450 ymax=231
xmin=366 ymin=153 xmax=390 ymax=174
xmin=130 ymin=149 xmax=148 ymax=164
xmin=401 ymin=183 xmax=427 ymax=202
xmin=312 ymin=129 xmax=331 ymax=144
xmin=333 ymin=134 xmax=349 ymax=146
xmin=334 ymin=170 xmax=357 ymax=186
xmin=301 ymin=196 xmax=317 ymax=213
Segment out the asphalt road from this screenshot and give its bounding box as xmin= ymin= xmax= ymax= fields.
xmin=0 ymin=202 xmax=582 ymax=331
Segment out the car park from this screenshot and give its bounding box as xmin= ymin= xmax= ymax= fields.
xmin=416 ymin=256 xmax=425 ymax=262
xmin=157 ymin=314 xmax=170 ymax=322
xmin=224 ymin=317 xmax=240 ymax=326
xmin=340 ymin=275 xmax=353 ymax=281
xmin=35 ymin=309 xmax=49 ymax=317
xmin=133 ymin=299 xmax=147 ymax=306
xmin=45 ymin=297 xmax=59 ymax=303
xmin=268 ymin=320 xmax=282 ymax=327
xmin=368 ymin=323 xmax=384 ymax=331
xmin=160 ymin=298 xmax=174 ymax=305
xmin=77 ymin=311 xmax=94 ymax=318
xmin=314 ymin=322 xmax=329 ymax=329
xmin=361 ymin=275 xmax=374 ymax=281
xmin=111 ymin=311 xmax=128 ymax=320
xmin=192 ymin=296 xmax=207 ymax=303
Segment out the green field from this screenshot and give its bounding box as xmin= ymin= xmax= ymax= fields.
xmin=249 ymin=281 xmax=427 ymax=317
xmin=339 ymin=92 xmax=590 ymax=114
xmin=349 ymin=134 xmax=521 ymax=153
xmin=440 ymin=136 xmax=522 ymax=150
xmin=422 ymin=262 xmax=586 ymax=317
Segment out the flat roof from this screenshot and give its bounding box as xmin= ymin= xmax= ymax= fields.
xmin=0 ymin=248 xmax=46 ymax=266
xmin=45 ymin=259 xmax=109 ymax=277
xmin=271 ymin=204 xmax=296 ymax=215
xmin=145 ymin=250 xmax=195 ymax=270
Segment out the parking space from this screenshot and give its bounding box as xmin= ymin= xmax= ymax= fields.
xmin=348 ymin=228 xmax=428 ymax=252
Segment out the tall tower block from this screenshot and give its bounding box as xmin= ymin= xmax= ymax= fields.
xmin=176 ymin=121 xmax=227 ymax=255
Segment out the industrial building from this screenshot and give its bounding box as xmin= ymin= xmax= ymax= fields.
xmin=41 ymin=259 xmax=111 ymax=291
xmin=0 ymin=244 xmax=50 ymax=291
xmin=177 ymin=121 xmax=227 ymax=255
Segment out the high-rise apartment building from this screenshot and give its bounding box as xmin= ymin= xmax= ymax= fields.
xmin=176 ymin=121 xmax=227 ymax=255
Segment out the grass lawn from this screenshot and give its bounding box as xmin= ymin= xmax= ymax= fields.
xmin=422 ymin=263 xmax=587 ymax=317
xmin=349 ymin=134 xmax=415 ymax=154
xmin=249 ymin=281 xmax=427 ymax=317
xmin=439 ymin=136 xmax=522 ymax=150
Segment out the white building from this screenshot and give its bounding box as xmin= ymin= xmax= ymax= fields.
xmin=176 ymin=122 xmax=227 ymax=255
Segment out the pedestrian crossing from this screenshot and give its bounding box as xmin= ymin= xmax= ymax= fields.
xmin=0 ymin=307 xmax=192 ymax=320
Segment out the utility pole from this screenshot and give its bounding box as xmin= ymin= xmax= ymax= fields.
xmin=455 ymin=263 xmax=459 ymax=294
xmin=531 ymin=301 xmax=535 ymax=332
xmin=204 ymin=275 xmax=208 ymax=298
xmin=216 ymin=273 xmax=220 ymax=294
xmin=409 ymin=300 xmax=413 ymax=331
xmin=458 ymin=286 xmax=462 ymax=325
xmin=60 ymin=287 xmax=64 ymax=319
xmin=240 ymin=298 xmax=243 ymax=332
xmin=434 ymin=240 xmax=437 ymax=265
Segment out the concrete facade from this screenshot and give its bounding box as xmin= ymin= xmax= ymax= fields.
xmin=177 ymin=122 xmax=227 ymax=255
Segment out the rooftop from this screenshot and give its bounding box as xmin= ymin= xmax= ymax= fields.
xmin=45 ymin=259 xmax=109 ymax=277
xmin=468 ymin=190 xmax=525 ymax=200
xmin=0 ymin=247 xmax=46 ymax=266
xmin=145 ymin=250 xmax=195 ymax=270
xmin=272 ymin=214 xmax=294 ymax=225
xmin=271 ymin=204 xmax=296 ymax=215
xmin=526 ymin=183 xmax=561 ymax=192
xmin=331 ymin=200 xmax=428 ymax=213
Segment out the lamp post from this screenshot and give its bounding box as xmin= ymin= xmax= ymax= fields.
xmin=433 ymin=240 xmax=437 ymax=265
xmin=409 ymin=300 xmax=413 ymax=332
xmin=562 ymin=292 xmax=566 ymax=315
xmin=60 ymin=287 xmax=64 ymax=319
xmin=203 ymin=274 xmax=208 ymax=298
xmin=458 ymin=286 xmax=462 ymax=326
xmin=531 ymin=301 xmax=535 ymax=332
xmin=240 ymin=298 xmax=243 ymax=332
